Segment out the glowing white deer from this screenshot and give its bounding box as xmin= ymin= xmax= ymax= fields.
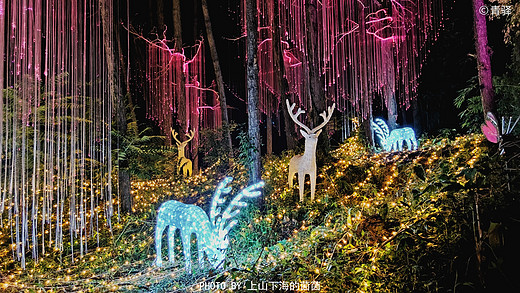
xmin=286 ymin=99 xmax=335 ymax=202
xmin=154 ymin=177 xmax=264 ymax=272
xmin=171 ymin=129 xmax=195 ymax=176
xmin=372 ymin=118 xmax=418 ymax=152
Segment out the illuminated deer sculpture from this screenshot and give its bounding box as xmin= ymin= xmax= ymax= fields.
xmin=154 ymin=177 xmax=264 ymax=272
xmin=286 ymin=99 xmax=335 ymax=202
xmin=372 ymin=118 xmax=418 ymax=152
xmin=171 ymin=129 xmax=194 ymax=176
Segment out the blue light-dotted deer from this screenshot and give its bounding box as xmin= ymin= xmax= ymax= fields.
xmin=372 ymin=118 xmax=418 ymax=152
xmin=153 ymin=177 xmax=264 ymax=272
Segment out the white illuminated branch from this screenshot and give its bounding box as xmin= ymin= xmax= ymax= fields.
xmin=171 ymin=129 xmax=195 ymax=176
xmin=154 ymin=177 xmax=264 ymax=272
xmin=372 ymin=118 xmax=418 ymax=152
xmin=286 ymin=99 xmax=335 ymax=202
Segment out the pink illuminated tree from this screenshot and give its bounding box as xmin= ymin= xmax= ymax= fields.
xmin=1 ymin=0 xmax=117 ymax=267
xmin=472 ymin=0 xmax=496 ymax=118
xmin=141 ymin=0 xmax=233 ymax=173
xmin=145 ymin=36 xmax=222 ymax=175
xmin=201 ymin=0 xmax=233 ymax=153
xmin=252 ymin=0 xmax=443 ymax=144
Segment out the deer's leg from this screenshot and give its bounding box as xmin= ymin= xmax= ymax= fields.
xmin=298 ymin=171 xmax=305 ymax=202
xmin=167 ymin=225 xmax=177 ymax=263
xmin=196 ymin=234 xmax=204 ymax=267
xmin=181 ymin=232 xmax=192 ymax=272
xmin=288 ymin=164 xmax=295 ymax=188
xmin=154 ymin=220 xmax=166 ymax=267
xmin=411 ymin=138 xmax=418 ymax=150
xmin=310 ymin=171 xmax=316 ymax=201
xmin=181 ymin=161 xmax=185 ymax=177
xmin=186 ymin=160 xmax=192 ymax=177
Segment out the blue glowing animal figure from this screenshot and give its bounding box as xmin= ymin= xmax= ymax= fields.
xmin=154 ymin=177 xmax=264 ymax=272
xmin=372 ymin=118 xmax=418 ymax=152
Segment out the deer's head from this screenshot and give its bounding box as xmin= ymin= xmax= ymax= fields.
xmin=372 ymin=118 xmax=390 ymax=148
xmin=286 ymin=99 xmax=335 ymax=144
xmin=207 ymin=177 xmax=264 ymax=269
xmin=171 ymin=129 xmax=195 ymax=149
xmin=203 ymin=229 xmax=231 ymax=269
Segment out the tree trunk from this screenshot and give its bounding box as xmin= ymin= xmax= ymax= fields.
xmin=282 ymin=108 xmax=297 ymax=149
xmin=116 ymin=17 xmax=137 ymax=137
xmin=305 ymin=0 xmax=326 ymax=114
xmin=412 ymin=97 xmax=421 ymax=135
xmin=472 ymin=0 xmax=496 ymax=117
xmin=100 ymin=0 xmax=132 ymax=213
xmin=172 ymin=0 xmax=185 ymax=126
xmin=401 ymin=107 xmax=407 ymax=125
xmin=193 ymin=0 xmax=199 ymax=39
xmin=172 ymin=0 xmax=196 ymax=173
xmin=157 ymin=0 xmax=165 ymax=31
xmin=267 ymin=114 xmax=273 ymax=155
xmin=387 ymin=92 xmax=398 ymax=130
xmin=201 ymin=0 xmax=233 ymax=152
xmin=172 ymin=0 xmax=186 ymax=137
xmin=305 ymin=0 xmax=329 ymax=151
xmin=172 ymin=0 xmax=182 ymax=50
xmin=273 ymin=0 xmax=297 ymax=150
xmin=246 ymin=0 xmax=261 ymax=183
xmin=148 ymin=1 xmax=154 ymax=30
xmin=359 ymin=1 xmax=374 ymax=147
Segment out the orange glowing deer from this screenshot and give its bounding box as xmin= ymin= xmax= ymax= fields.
xmin=171 ymin=129 xmax=195 ymax=176
xmin=286 ymin=99 xmax=335 ymax=201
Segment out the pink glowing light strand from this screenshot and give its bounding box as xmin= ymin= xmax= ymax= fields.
xmin=145 ymin=38 xmax=220 ymax=159
xmin=251 ymin=0 xmax=442 ymax=128
xmin=0 ymin=0 xmax=6 ymax=219
xmin=0 ymin=0 xmax=115 ymax=267
xmin=254 ymin=0 xmax=308 ymax=118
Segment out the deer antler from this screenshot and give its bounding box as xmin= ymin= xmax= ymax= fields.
xmin=171 ymin=128 xmax=195 ymax=145
xmin=185 ymin=129 xmax=195 ymax=143
xmin=286 ymin=99 xmax=312 ymax=134
xmin=311 ymin=103 xmax=335 ymax=133
xmin=209 ymin=177 xmax=233 ymax=227
xmin=213 ymin=179 xmax=264 ymax=237
xmin=286 ymin=100 xmax=335 ymax=134
xmin=171 ymin=128 xmax=182 ymax=145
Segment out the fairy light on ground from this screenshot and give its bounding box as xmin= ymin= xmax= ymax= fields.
xmin=0 ymin=134 xmax=489 ymax=291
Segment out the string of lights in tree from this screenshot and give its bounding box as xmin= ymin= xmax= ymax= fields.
xmin=256 ymin=134 xmax=484 ymax=281
xmin=0 ymin=0 xmax=115 ymax=268
xmin=0 ymin=134 xmax=487 ymax=291
xmin=145 ymin=37 xmax=221 ymax=158
xmin=249 ymin=0 xmax=443 ymax=120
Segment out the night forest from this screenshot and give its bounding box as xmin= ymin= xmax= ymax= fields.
xmin=1 ymin=0 xmax=520 ymax=292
